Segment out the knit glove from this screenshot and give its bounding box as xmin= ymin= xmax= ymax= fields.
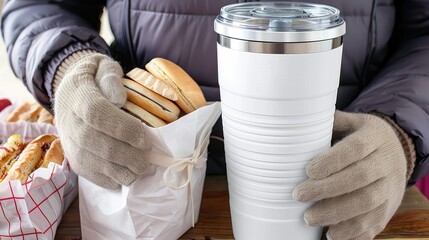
xmin=54 ymin=50 xmax=149 ymax=189
xmin=293 ymin=110 xmax=416 ymax=240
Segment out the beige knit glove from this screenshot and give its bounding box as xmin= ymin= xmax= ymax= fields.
xmin=54 ymin=51 xmax=149 ymax=189
xmin=293 ymin=110 xmax=416 ymax=240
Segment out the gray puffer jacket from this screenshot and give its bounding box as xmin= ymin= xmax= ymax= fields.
xmin=2 ymin=0 xmax=429 ymax=184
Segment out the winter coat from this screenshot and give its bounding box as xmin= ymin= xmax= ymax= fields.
xmin=2 ymin=0 xmax=429 ymax=184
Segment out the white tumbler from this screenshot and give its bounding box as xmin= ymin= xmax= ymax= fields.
xmin=214 ymin=2 xmax=346 ymax=240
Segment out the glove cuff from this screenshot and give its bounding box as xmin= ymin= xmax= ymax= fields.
xmin=53 ymin=50 xmax=100 ymax=93
xmin=373 ymin=113 xmax=416 ymax=180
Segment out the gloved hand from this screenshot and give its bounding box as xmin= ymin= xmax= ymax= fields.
xmin=54 ymin=50 xmax=149 ymax=189
xmin=293 ymin=110 xmax=415 ymax=240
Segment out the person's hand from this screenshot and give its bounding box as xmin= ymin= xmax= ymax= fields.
xmin=54 ymin=51 xmax=149 ymax=189
xmin=293 ymin=111 xmax=410 ymax=240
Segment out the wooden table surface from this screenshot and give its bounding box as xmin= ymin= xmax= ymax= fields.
xmin=56 ymin=176 xmax=429 ymax=240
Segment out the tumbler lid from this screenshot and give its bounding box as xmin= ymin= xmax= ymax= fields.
xmin=214 ymin=2 xmax=346 ymax=42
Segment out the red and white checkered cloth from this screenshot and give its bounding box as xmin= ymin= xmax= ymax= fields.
xmin=0 ymin=159 xmax=77 ymax=240
xmin=0 ymin=120 xmax=78 ymax=240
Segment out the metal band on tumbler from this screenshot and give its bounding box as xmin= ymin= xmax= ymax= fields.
xmin=217 ymin=35 xmax=343 ymax=54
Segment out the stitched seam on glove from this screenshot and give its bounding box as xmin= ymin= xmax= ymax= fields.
xmin=53 ymin=50 xmax=100 ymax=93
xmin=372 ymin=113 xmax=416 ymax=180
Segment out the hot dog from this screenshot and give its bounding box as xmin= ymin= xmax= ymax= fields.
xmin=0 ymin=134 xmax=65 ymax=184
xmin=0 ymin=134 xmax=26 ymax=180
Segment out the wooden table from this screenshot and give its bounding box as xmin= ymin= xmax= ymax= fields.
xmin=56 ymin=176 xmax=429 ymax=240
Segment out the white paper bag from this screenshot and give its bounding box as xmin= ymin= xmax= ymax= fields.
xmin=0 ymin=122 xmax=78 ymax=240
xmin=79 ymin=102 xmax=222 ymax=240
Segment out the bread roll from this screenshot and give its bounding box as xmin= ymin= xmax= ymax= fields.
xmin=0 ymin=134 xmax=22 ymax=159
xmin=38 ymin=139 xmax=64 ymax=168
xmin=31 ymin=134 xmax=57 ymax=146
xmin=3 ymin=143 xmax=44 ymax=183
xmin=37 ymin=108 xmax=54 ymax=124
xmin=2 ymin=134 xmax=58 ymax=183
xmin=123 ymin=101 xmax=166 ymax=128
xmin=126 ymin=67 xmax=178 ymax=101
xmin=145 ymin=58 xmax=206 ymax=114
xmin=3 ymin=102 xmax=32 ymax=122
xmin=18 ymin=103 xmax=43 ymax=122
xmin=123 ymin=78 xmax=180 ymax=122
xmin=0 ymin=134 xmax=25 ymax=180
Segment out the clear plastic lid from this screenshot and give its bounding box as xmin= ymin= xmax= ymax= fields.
xmin=214 ymin=2 xmax=346 ymax=42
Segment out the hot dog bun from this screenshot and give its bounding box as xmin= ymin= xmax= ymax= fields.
xmin=123 ymin=78 xmax=180 ymax=122
xmin=145 ymin=58 xmax=206 ymax=114
xmin=37 ymin=108 xmax=54 ymax=124
xmin=38 ymin=139 xmax=64 ymax=168
xmin=0 ymin=134 xmax=23 ymax=160
xmin=0 ymin=134 xmax=25 ymax=180
xmin=126 ymin=67 xmax=178 ymax=101
xmin=3 ymin=102 xmax=32 ymax=122
xmin=1 ymin=134 xmax=64 ymax=184
xmin=3 ymin=102 xmax=55 ymax=124
xmin=19 ymin=103 xmax=43 ymax=122
xmin=122 ymin=101 xmax=166 ymax=128
xmin=3 ymin=142 xmax=44 ymax=183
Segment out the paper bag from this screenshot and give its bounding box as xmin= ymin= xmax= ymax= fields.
xmin=0 ymin=122 xmax=78 ymax=240
xmin=79 ymin=102 xmax=222 ymax=240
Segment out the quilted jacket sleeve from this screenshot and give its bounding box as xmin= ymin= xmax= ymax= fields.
xmin=1 ymin=0 xmax=109 ymax=110
xmin=346 ymin=0 xmax=429 ymax=185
